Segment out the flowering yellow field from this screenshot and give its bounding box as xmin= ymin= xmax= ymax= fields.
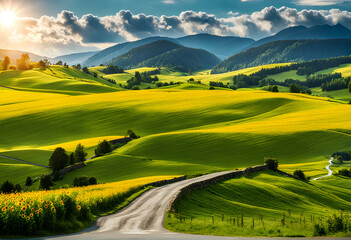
xmin=0 ymin=176 xmax=178 ymax=235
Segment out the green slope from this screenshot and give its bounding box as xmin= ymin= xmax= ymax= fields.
xmin=166 ymin=170 xmax=351 ymax=237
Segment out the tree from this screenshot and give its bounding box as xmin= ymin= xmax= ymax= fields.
xmin=293 ymin=170 xmax=306 ymax=181
xmin=74 ymin=143 xmax=87 ymax=162
xmin=0 ymin=180 xmax=14 ymax=193
xmin=38 ymin=60 xmax=47 ymax=69
xmin=16 ymin=54 xmax=30 ymax=70
xmin=69 ymin=152 xmax=75 ymax=165
xmin=290 ymin=83 xmax=301 ymax=93
xmin=25 ymin=176 xmax=33 ymax=187
xmin=56 ymin=61 xmax=63 ymax=66
xmin=95 ymin=140 xmax=112 ymax=156
xmin=264 ymin=157 xmax=279 ymax=171
xmin=2 ymin=56 xmax=10 ymax=70
xmin=82 ymin=66 xmax=89 ymax=74
xmin=127 ymin=129 xmax=139 ymax=139
xmin=40 ymin=175 xmax=53 ymax=190
xmin=76 ymin=64 xmax=81 ymax=70
xmin=49 ymin=147 xmax=69 ymax=171
xmin=272 ymin=85 xmax=279 ymax=92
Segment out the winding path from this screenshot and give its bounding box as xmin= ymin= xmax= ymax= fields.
xmin=0 ymin=154 xmax=49 ymax=168
xmin=312 ymin=157 xmax=334 ymax=181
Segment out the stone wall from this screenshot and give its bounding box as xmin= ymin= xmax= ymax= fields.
xmin=143 ymin=176 xmax=187 ymax=188
xmin=169 ymin=165 xmax=268 ymax=211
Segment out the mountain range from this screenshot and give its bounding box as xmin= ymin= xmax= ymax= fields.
xmin=110 ymin=40 xmax=221 ymax=71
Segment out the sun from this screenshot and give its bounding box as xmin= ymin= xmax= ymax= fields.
xmin=0 ymin=10 xmax=15 ymax=26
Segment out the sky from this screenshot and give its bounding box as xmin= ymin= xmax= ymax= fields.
xmin=1 ymin=0 xmax=351 ymax=57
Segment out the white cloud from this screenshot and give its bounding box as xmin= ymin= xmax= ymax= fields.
xmin=162 ymin=0 xmax=176 ymax=4
xmin=295 ymin=0 xmax=351 ymax=6
xmin=3 ymin=7 xmax=351 ymax=56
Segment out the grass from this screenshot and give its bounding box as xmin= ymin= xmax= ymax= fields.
xmin=165 ymin=170 xmax=351 ymax=237
xmin=2 ymin=87 xmax=351 ymax=188
xmin=267 ymin=70 xmax=306 ymax=82
xmin=0 ymin=67 xmax=120 ymax=95
xmin=312 ymin=88 xmax=351 ymax=103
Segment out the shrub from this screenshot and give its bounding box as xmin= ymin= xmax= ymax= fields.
xmin=131 ymin=86 xmax=139 ymax=90
xmin=264 ymin=157 xmax=279 ymax=171
xmin=313 ymin=224 xmax=326 ymax=236
xmin=40 ymin=175 xmax=53 ymax=190
xmin=290 ymin=83 xmax=301 ymax=93
xmin=73 ymin=177 xmax=98 ymax=187
xmin=14 ymin=184 xmax=21 ymax=192
xmin=209 ymin=86 xmax=215 ymax=90
xmin=0 ymin=180 xmax=14 ymax=193
xmin=95 ymin=140 xmax=112 ymax=156
xmin=272 ymin=85 xmax=279 ymax=92
xmin=52 ymin=171 xmax=62 ymax=182
xmin=293 ymin=170 xmax=306 ymax=181
xmin=25 ymin=177 xmax=33 ymax=187
xmin=326 ymin=215 xmax=344 ymax=233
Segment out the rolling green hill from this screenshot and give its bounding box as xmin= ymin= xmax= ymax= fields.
xmin=166 ymin=170 xmax=351 ymax=237
xmin=0 ymin=66 xmax=121 ymax=94
xmin=212 ymin=39 xmax=351 ymax=74
xmin=110 ymin=40 xmax=221 ymax=71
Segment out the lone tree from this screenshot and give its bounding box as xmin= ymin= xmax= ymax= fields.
xmin=74 ymin=143 xmax=87 ymax=162
xmin=25 ymin=176 xmax=33 ymax=187
xmin=38 ymin=60 xmax=47 ymax=69
xmin=0 ymin=180 xmax=14 ymax=193
xmin=95 ymin=140 xmax=112 ymax=156
xmin=2 ymin=56 xmax=10 ymax=70
xmin=40 ymin=175 xmax=53 ymax=190
xmin=127 ymin=129 xmax=139 ymax=139
xmin=293 ymin=170 xmax=307 ymax=181
xmin=49 ymin=147 xmax=69 ymax=171
xmin=16 ymin=54 xmax=30 ymax=70
xmin=82 ymin=66 xmax=89 ymax=74
xmin=264 ymin=157 xmax=279 ymax=171
xmin=290 ymin=83 xmax=301 ymax=93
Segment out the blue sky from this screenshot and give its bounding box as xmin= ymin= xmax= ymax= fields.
xmin=2 ymin=0 xmax=351 ymax=56
xmin=26 ymin=0 xmax=351 ymax=18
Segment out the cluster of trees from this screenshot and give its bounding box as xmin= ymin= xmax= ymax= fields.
xmin=337 ymin=168 xmax=351 ymax=177
xmin=332 ymin=151 xmax=351 ymax=163
xmin=155 ymin=81 xmax=182 ymax=88
xmin=73 ymin=176 xmax=97 ymax=187
xmin=49 ymin=144 xmax=87 ymax=172
xmin=209 ymin=81 xmax=229 ymax=88
xmin=293 ymin=170 xmax=307 ymax=181
xmin=321 ymin=77 xmax=350 ymax=91
xmin=263 ymin=85 xmax=279 ymax=92
xmin=102 ymin=64 xmax=124 ymax=74
xmin=264 ymin=157 xmax=279 ymax=171
xmin=95 ymin=140 xmax=112 ymax=156
xmin=124 ymin=71 xmax=159 ymax=89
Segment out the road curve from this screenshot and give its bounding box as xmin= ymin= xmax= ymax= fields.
xmin=312 ymin=157 xmax=334 ymax=181
xmin=13 ymin=169 xmax=350 ymax=240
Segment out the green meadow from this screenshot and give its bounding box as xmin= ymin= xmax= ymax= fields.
xmin=1 ymin=64 xmax=351 ymax=236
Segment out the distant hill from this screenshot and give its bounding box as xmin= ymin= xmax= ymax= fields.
xmin=176 ymin=33 xmax=254 ymax=59
xmin=212 ymin=39 xmax=351 ymax=74
xmin=53 ymin=51 xmax=99 ymax=65
xmin=83 ymin=34 xmax=254 ymax=67
xmin=251 ymin=24 xmax=351 ymax=48
xmin=110 ymin=40 xmax=221 ymax=71
xmin=82 ymin=37 xmax=176 ymax=67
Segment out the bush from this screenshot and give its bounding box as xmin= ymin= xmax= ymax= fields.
xmin=272 ymin=85 xmax=279 ymax=92
xmin=127 ymin=129 xmax=139 ymax=139
xmin=326 ymin=215 xmax=344 ymax=233
xmin=0 ymin=180 xmax=14 ymax=193
xmin=293 ymin=170 xmax=306 ymax=181
xmin=73 ymin=177 xmax=98 ymax=187
xmin=95 ymin=140 xmax=112 ymax=156
xmin=313 ymin=224 xmax=326 ymax=236
xmin=52 ymin=171 xmax=62 ymax=182
xmin=131 ymin=86 xmax=139 ymax=90
xmin=209 ymin=86 xmax=215 ymax=90
xmin=14 ymin=184 xmax=21 ymax=192
xmin=264 ymin=157 xmax=279 ymax=171
xmin=25 ymin=176 xmax=33 ymax=187
xmin=40 ymin=175 xmax=53 ymax=190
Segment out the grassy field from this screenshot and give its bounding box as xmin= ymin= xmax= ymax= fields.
xmin=166 ymin=170 xmax=351 ymax=237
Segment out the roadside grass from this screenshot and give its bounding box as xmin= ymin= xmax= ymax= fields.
xmin=165 ymin=170 xmax=351 ymax=237
xmin=0 ymin=149 xmax=52 ymax=166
